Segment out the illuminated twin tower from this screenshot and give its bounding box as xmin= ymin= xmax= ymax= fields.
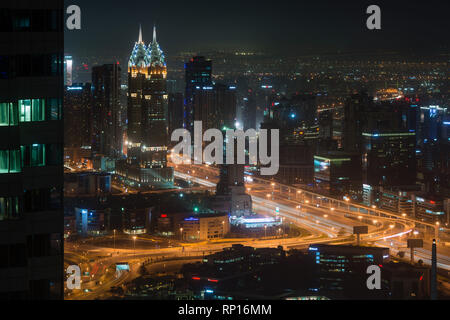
xmin=116 ymin=25 xmax=174 ymax=189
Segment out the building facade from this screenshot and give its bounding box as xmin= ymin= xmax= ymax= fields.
xmin=0 ymin=1 xmax=64 ymax=299
xmin=116 ymin=26 xmax=173 ymax=189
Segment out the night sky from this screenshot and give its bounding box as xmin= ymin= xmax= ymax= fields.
xmin=64 ymin=0 xmax=449 ymax=57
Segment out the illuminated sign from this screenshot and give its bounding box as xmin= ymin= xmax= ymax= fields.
xmin=115 ymin=263 xmax=130 ymax=272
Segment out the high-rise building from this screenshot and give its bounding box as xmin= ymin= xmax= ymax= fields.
xmin=91 ymin=63 xmax=121 ymax=158
xmin=342 ymin=92 xmax=373 ymax=153
xmin=168 ymin=92 xmax=184 ymax=142
xmin=309 ymin=244 xmax=390 ymax=298
xmin=63 ymin=83 xmax=93 ymax=166
xmin=242 ymin=90 xmax=257 ymax=131
xmin=184 ymin=56 xmax=212 ymax=131
xmin=192 ymin=83 xmax=237 ymax=134
xmin=64 ymin=83 xmax=92 ymax=149
xmin=362 ymin=132 xmax=416 ymax=188
xmin=313 ymin=152 xmax=362 ymax=197
xmin=343 ymin=93 xmax=419 ymax=201
xmin=0 ymin=2 xmax=63 ymax=299
xmin=116 ymin=26 xmax=173 ymax=189
xmin=416 ymin=105 xmax=449 ymax=195
xmin=261 ymin=93 xmax=318 ymax=185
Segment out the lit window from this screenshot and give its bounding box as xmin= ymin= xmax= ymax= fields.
xmin=19 ymin=99 xmax=46 ymax=122
xmin=0 ymin=149 xmax=21 ymax=173
xmin=0 ymin=102 xmax=18 ymax=126
xmin=32 ymin=99 xmax=45 ymax=121
xmin=19 ymin=99 xmax=32 ymax=122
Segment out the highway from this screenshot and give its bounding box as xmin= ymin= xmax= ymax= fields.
xmin=64 ymin=162 xmax=450 ymax=299
xmin=172 ymin=163 xmax=450 ymax=271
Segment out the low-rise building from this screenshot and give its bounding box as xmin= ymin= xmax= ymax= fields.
xmin=180 ymin=213 xmax=229 ymax=241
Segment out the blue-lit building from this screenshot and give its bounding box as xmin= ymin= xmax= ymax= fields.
xmin=75 ymin=207 xmax=106 ymax=237
xmin=314 ymin=152 xmax=362 ymax=198
xmin=308 ymin=244 xmax=389 ymax=297
xmin=416 ymin=105 xmax=450 ymax=196
xmin=184 ymin=56 xmax=212 ymax=132
xmin=230 ymin=215 xmax=282 ymax=229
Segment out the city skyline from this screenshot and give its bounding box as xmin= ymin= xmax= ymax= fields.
xmin=65 ymin=0 xmax=450 ymax=57
xmin=1 ymin=0 xmax=449 ymax=303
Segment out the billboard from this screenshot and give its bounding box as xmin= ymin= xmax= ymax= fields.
xmin=353 ymin=226 xmax=368 ymax=234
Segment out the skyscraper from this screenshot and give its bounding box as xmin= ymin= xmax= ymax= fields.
xmin=362 ymin=132 xmax=416 ymax=188
xmin=261 ymin=93 xmax=319 ymax=185
xmin=0 ymin=2 xmax=63 ymax=299
xmin=192 ymin=83 xmax=237 ymax=134
xmin=184 ymin=56 xmax=212 ymax=132
xmin=64 ymin=83 xmax=93 ymax=165
xmin=91 ymin=63 xmax=121 ymax=158
xmin=116 ymin=26 xmax=173 ymax=189
xmin=64 ymin=83 xmax=92 ymax=150
xmin=168 ymin=92 xmax=184 ymax=141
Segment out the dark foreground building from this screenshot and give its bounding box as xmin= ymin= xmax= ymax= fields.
xmin=0 ymin=1 xmax=64 ymax=299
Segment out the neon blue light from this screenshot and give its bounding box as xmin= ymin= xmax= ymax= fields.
xmin=67 ymin=86 xmax=83 ymax=91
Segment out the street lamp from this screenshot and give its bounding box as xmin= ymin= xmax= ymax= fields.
xmin=113 ymin=229 xmax=116 ymax=251
xmin=264 ymin=225 xmax=267 ymax=238
xmin=435 ymin=222 xmax=440 ymax=240
xmin=132 ymin=236 xmax=137 ymax=258
xmin=180 ymin=227 xmax=183 ymax=241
